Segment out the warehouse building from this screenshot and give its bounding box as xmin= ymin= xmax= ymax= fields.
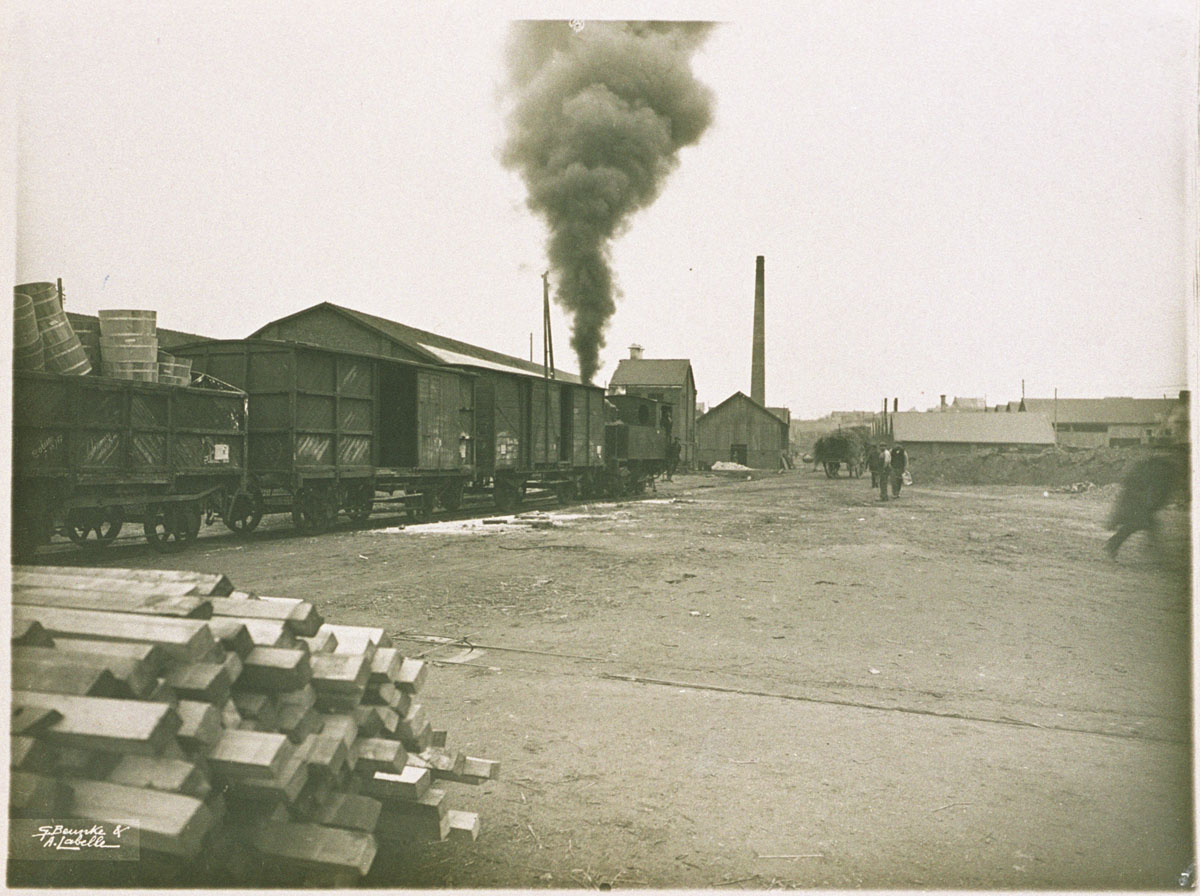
xmin=1007 ymin=395 xmax=1189 ymax=448
xmin=607 ymin=346 xmax=697 ymax=469
xmin=696 ymin=392 xmax=789 ymax=469
xmin=890 ymin=411 xmax=1055 ymax=452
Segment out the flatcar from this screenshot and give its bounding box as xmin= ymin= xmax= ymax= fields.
xmin=11 ymin=368 xmax=250 ymax=555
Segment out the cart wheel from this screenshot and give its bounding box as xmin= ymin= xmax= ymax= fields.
xmin=292 ymin=487 xmax=335 ymax=533
xmin=144 ymin=503 xmax=197 ymax=553
xmin=438 ymin=482 xmax=464 ymax=512
xmin=494 ymin=480 xmax=521 ymax=513
xmin=65 ymin=509 xmax=94 ymax=546
xmin=224 ymin=489 xmax=263 ymax=535
xmin=345 ymin=484 xmax=375 ymax=523
xmin=555 ymin=480 xmax=578 ymax=506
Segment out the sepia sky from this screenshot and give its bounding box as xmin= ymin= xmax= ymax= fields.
xmin=12 ymin=0 xmax=1198 ymax=418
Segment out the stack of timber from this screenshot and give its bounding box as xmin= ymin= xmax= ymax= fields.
xmin=9 ymin=565 xmax=497 ymax=888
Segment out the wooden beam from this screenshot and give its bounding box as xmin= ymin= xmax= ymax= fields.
xmin=206 ymin=729 xmax=295 ymax=781
xmin=396 ymin=658 xmax=427 ymax=694
xmin=237 ymin=647 xmax=313 ymax=692
xmin=351 ymin=738 xmax=408 ymax=776
xmin=12 ymin=586 xmax=213 ymax=619
xmin=106 ymin=755 xmax=212 ymax=799
xmin=13 ymin=606 xmax=216 ymax=662
xmin=318 ymin=624 xmax=391 ymax=654
xmin=12 ymin=658 xmax=125 ymax=698
xmin=15 ymin=645 xmax=158 ymax=698
xmin=175 ymin=700 xmax=223 ymax=752
xmin=252 ymin=821 xmax=377 ymax=877
xmin=163 ymin=662 xmax=235 ymax=704
xmin=16 ymin=566 xmax=234 ymax=596
xmin=447 ymin=809 xmax=480 ymax=842
xmin=365 ymin=766 xmax=429 ymax=802
xmin=209 ymin=597 xmax=322 ymax=637
xmin=313 ymin=793 xmax=382 ymax=833
xmin=10 ymin=770 xmax=71 ymax=817
xmin=12 ymin=691 xmax=181 ymax=755
xmin=66 ymin=778 xmax=215 ymax=857
xmin=50 ymin=638 xmax=169 ymax=675
xmin=368 ymin=647 xmax=403 ymax=683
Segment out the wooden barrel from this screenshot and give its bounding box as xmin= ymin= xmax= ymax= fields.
xmin=101 ymin=360 xmax=159 ymax=382
xmin=71 ymin=317 xmax=102 ymax=370
xmin=98 ymin=309 xmax=156 ymax=338
xmin=39 ymin=314 xmax=93 ymax=376
xmin=100 ymin=335 xmax=157 ymax=361
xmin=17 ymin=282 xmax=61 ymax=324
xmin=158 ymin=352 xmax=192 ymax=386
xmin=13 ymin=291 xmax=45 ymax=371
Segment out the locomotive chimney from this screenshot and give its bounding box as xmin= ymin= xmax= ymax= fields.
xmin=629 ymin=344 xmax=644 ymax=360
xmin=751 ymin=255 xmax=765 ymax=406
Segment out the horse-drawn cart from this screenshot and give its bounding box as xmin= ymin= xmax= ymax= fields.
xmin=812 ymin=431 xmax=867 ymax=479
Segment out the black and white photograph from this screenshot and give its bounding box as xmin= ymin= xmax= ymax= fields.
xmin=7 ymin=0 xmax=1198 ymax=889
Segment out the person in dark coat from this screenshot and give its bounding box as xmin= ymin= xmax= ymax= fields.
xmin=666 ymin=437 xmax=682 ymax=481
xmin=866 ymin=443 xmax=882 ymax=487
xmin=1105 ymin=454 xmax=1185 ymax=558
xmin=889 ymin=445 xmax=909 ymax=497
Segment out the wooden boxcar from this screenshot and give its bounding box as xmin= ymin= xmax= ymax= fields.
xmin=473 ymin=372 xmax=607 ymax=509
xmin=11 ymin=368 xmax=249 ymax=555
xmin=173 ymin=339 xmax=475 ymax=526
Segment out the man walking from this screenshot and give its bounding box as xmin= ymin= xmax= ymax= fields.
xmin=878 ymin=445 xmax=892 ymax=501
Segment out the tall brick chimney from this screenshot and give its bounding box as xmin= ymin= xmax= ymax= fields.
xmin=751 ymin=255 xmax=765 ymax=406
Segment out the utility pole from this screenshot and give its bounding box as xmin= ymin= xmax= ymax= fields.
xmin=542 ymin=271 xmax=555 ymax=379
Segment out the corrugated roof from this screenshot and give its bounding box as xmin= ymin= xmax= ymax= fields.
xmin=892 ymin=411 xmax=1056 ymax=444
xmin=609 ymin=358 xmax=694 ymax=387
xmin=1020 ymin=397 xmax=1177 ymax=425
xmin=257 ymin=302 xmax=586 ymax=385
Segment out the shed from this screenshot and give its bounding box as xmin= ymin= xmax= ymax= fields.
xmin=608 ymin=356 xmax=698 ymax=469
xmin=696 ymin=392 xmax=789 ymax=469
xmin=1016 ymin=397 xmax=1185 ymax=448
xmin=891 ymin=412 xmax=1055 ymax=452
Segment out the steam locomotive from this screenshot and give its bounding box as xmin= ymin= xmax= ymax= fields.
xmin=11 ymin=334 xmax=673 ymax=556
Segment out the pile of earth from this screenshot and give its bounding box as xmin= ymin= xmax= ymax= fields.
xmin=910 ymin=445 xmax=1185 ymax=488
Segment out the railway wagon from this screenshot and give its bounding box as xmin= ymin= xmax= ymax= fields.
xmin=472 ymin=370 xmax=607 ymax=510
xmin=604 ymin=393 xmax=670 ymax=493
xmin=173 ymin=339 xmax=475 ymax=527
xmin=11 ymin=368 xmax=249 ymax=555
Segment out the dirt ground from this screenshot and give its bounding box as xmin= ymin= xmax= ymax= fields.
xmin=30 ymin=468 xmax=1195 ymax=889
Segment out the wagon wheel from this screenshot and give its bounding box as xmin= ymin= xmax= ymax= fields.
xmin=292 ymin=486 xmax=335 ymax=533
xmin=144 ymin=502 xmax=200 ymax=552
xmin=66 ymin=507 xmax=124 ymax=546
xmin=223 ymin=489 xmax=263 ymax=536
xmin=494 ymin=479 xmax=522 ymax=513
xmin=344 ymin=483 xmax=375 ymax=523
xmin=406 ymin=490 xmax=436 ymax=522
xmin=438 ymin=482 xmax=464 ymax=513
xmin=555 ymin=480 xmax=578 ymax=506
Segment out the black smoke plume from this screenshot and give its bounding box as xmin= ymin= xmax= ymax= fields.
xmin=502 ymin=20 xmax=715 ymax=382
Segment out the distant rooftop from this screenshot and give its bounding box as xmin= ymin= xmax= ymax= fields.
xmin=609 ymin=358 xmax=694 ymax=388
xmin=893 ymin=411 xmax=1055 ymax=445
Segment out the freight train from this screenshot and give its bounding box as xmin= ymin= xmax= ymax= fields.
xmin=11 ymin=335 xmax=673 ymax=556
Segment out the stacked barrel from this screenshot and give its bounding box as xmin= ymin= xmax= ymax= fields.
xmin=15 ymin=282 xmax=91 ymax=376
xmin=99 ymin=310 xmax=159 ymax=382
xmin=13 ymin=280 xmax=193 ymax=387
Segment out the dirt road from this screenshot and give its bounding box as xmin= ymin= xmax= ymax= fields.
xmin=38 ymin=470 xmax=1195 ymax=889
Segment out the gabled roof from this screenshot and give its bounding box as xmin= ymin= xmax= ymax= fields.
xmin=699 ymin=391 xmax=789 ymax=429
xmin=892 ymin=411 xmax=1055 ymax=445
xmin=1019 ymin=397 xmax=1177 ymax=426
xmin=609 ymin=358 xmax=694 ymax=388
xmin=950 ymin=397 xmax=987 ymax=411
xmin=253 ymin=302 xmax=586 ymax=385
